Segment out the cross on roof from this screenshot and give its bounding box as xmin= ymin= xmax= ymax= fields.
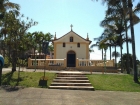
xmin=70 ymin=24 xmax=73 ymax=31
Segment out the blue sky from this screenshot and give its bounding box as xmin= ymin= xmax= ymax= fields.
xmin=10 ymin=0 xmax=140 ymax=61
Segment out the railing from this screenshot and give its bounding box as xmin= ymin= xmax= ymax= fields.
xmin=28 ymin=58 xmax=115 ymax=69
xmin=77 ymin=59 xmax=116 ymax=73
xmin=28 ymin=58 xmax=65 ymax=69
xmin=48 ymin=59 xmax=64 ymax=66
xmin=77 ymin=59 xmax=114 ymax=67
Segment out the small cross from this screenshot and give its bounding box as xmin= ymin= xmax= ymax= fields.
xmin=70 ymin=24 xmax=73 ymax=31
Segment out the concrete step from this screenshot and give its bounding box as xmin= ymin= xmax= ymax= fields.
xmin=55 ymin=77 xmax=88 ymax=80
xmin=49 ymin=71 xmax=94 ymax=91
xmin=49 ymin=86 xmax=94 ymax=91
xmin=51 ymin=82 xmax=92 ymax=86
xmin=57 ymin=75 xmax=86 ymax=77
xmin=57 ymin=71 xmax=86 ymax=75
xmin=53 ymin=79 xmax=90 ymax=83
xmin=57 ymin=73 xmax=85 ymax=75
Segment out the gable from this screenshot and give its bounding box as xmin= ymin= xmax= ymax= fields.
xmin=53 ymin=31 xmax=91 ymax=44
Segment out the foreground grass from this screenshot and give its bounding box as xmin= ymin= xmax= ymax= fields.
xmin=2 ymin=71 xmax=56 ymax=88
xmin=87 ymin=74 xmax=140 ymax=92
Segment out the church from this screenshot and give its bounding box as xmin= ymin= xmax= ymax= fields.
xmin=52 ymin=25 xmax=92 ymax=67
xmin=28 ymin=25 xmax=115 ymax=71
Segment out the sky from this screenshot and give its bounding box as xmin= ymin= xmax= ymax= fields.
xmin=10 ymin=0 xmax=140 ymax=62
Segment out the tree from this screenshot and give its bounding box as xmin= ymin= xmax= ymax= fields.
xmin=119 ymin=53 xmax=133 ymax=72
xmin=128 ymin=0 xmax=139 ymax=82
xmin=92 ymin=0 xmax=140 ymax=82
xmin=112 ymin=51 xmax=120 ymax=59
xmin=0 ymin=0 xmax=20 ymax=59
xmin=90 ymin=38 xmax=104 ymax=60
xmin=0 ymin=0 xmax=20 ymax=20
xmin=100 ymin=0 xmax=140 ymax=82
xmin=104 ymin=0 xmax=140 ymax=74
xmin=48 ymin=44 xmax=54 ymax=58
xmin=43 ymin=32 xmax=54 ymax=54
xmin=2 ymin=12 xmax=37 ymax=71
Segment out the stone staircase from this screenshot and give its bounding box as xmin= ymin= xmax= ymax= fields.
xmin=64 ymin=67 xmax=77 ymax=71
xmin=49 ymin=71 xmax=94 ymax=91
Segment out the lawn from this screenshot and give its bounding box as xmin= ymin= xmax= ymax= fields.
xmin=1 ymin=72 xmax=140 ymax=91
xmin=87 ymin=74 xmax=140 ymax=92
xmin=1 ymin=71 xmax=56 ymax=88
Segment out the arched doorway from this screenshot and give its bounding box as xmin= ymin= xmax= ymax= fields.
xmin=67 ymin=51 xmax=76 ymax=67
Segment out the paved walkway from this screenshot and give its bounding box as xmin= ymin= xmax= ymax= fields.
xmin=0 ymin=87 xmax=140 ymax=105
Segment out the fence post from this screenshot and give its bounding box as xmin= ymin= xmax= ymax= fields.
xmin=113 ymin=59 xmax=115 ymax=67
xmin=64 ymin=58 xmax=66 ymax=67
xmin=45 ymin=60 xmax=49 ymax=69
xmin=28 ymin=58 xmax=32 ymax=68
xmin=95 ymin=61 xmax=97 ymax=66
xmin=76 ymin=58 xmax=79 ymax=68
xmin=38 ymin=60 xmax=40 ymax=66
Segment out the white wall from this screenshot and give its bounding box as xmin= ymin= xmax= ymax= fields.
xmin=56 ymin=43 xmax=86 ymax=59
xmin=54 ymin=31 xmax=90 ymax=59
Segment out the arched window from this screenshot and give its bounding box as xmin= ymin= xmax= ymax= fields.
xmin=70 ymin=37 xmax=73 ymax=42
xmin=77 ymin=43 xmax=80 ymax=47
xmin=63 ymin=42 xmax=65 ymax=47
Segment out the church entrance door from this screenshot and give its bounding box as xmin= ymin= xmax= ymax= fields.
xmin=67 ymin=51 xmax=76 ymax=67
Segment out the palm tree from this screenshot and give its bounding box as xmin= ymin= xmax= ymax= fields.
xmin=94 ymin=0 xmax=139 ymax=82
xmin=101 ymin=0 xmax=140 ymax=82
xmin=90 ymin=38 xmax=104 ymax=60
xmin=32 ymin=31 xmax=43 ymax=54
xmin=112 ymin=51 xmax=120 ymax=60
xmin=100 ymin=18 xmax=124 ymax=70
xmin=98 ymin=41 xmax=108 ymax=59
xmin=100 ymin=28 xmax=116 ymax=60
xmin=128 ymin=0 xmax=138 ymax=82
xmin=119 ymin=53 xmax=133 ymax=72
xmin=101 ymin=0 xmax=140 ymax=73
xmin=98 ymin=32 xmax=122 ymax=65
xmin=105 ymin=0 xmax=140 ymax=74
xmin=43 ymin=32 xmax=53 ymax=42
xmin=0 ymin=0 xmax=20 ymax=20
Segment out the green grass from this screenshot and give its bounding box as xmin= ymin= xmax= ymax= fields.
xmin=87 ymin=74 xmax=140 ymax=92
xmin=2 ymin=72 xmax=140 ymax=91
xmin=2 ymin=71 xmax=56 ymax=88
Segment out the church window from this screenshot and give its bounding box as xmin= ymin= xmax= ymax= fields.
xmin=63 ymin=43 xmax=65 ymax=47
xmin=70 ymin=37 xmax=73 ymax=42
xmin=77 ymin=43 xmax=80 ymax=47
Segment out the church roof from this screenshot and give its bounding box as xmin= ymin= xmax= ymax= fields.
xmin=52 ymin=30 xmax=92 ymax=44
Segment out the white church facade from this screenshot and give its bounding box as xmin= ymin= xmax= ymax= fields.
xmin=52 ymin=26 xmax=91 ymax=67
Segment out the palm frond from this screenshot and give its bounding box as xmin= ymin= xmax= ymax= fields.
xmin=133 ymin=2 xmax=140 ymax=14
xmin=90 ymin=44 xmax=98 ymax=48
xmin=112 ymin=51 xmax=120 ymax=57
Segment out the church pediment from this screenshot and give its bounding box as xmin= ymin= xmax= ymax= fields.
xmin=53 ymin=30 xmax=91 ymax=44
